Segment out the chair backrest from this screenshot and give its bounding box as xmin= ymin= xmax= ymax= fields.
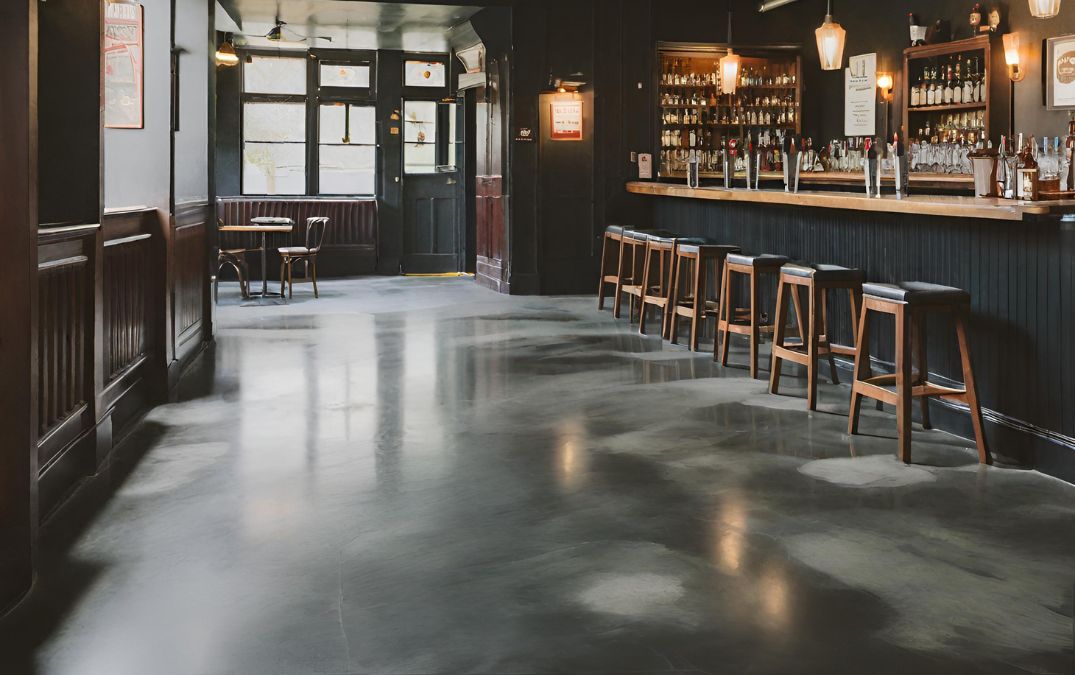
xmin=305 ymin=217 xmax=329 ymax=252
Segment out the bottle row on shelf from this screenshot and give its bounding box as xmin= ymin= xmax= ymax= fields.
xmin=661 ymin=91 xmax=798 ymax=108
xmin=909 ymin=53 xmax=987 ymax=108
xmin=661 ymin=104 xmax=798 ymax=128
xmin=660 ymin=59 xmax=798 ymax=89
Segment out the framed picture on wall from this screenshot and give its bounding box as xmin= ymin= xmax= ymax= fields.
xmin=104 ymin=2 xmax=144 ymax=128
xmin=1045 ymin=34 xmax=1075 ymax=111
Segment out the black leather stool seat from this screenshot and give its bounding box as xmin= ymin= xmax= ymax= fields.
xmin=625 ymin=228 xmax=678 ymax=242
xmin=863 ymin=281 xmax=970 ymax=305
xmin=726 ymin=253 xmax=790 ymax=268
xmin=677 ymin=242 xmax=740 ymax=256
xmin=605 ymin=224 xmax=628 ymax=236
xmin=783 ymin=263 xmax=866 ymax=284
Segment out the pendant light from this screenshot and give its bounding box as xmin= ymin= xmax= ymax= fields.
xmin=1029 ymin=0 xmax=1062 ymax=18
xmin=815 ymin=0 xmax=846 ymax=71
xmin=719 ymin=5 xmax=741 ymax=94
xmin=215 ymin=33 xmax=239 ymax=67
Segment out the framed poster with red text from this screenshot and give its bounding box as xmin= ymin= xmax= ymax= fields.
xmin=104 ymin=2 xmax=144 ymax=129
xmin=550 ymin=100 xmax=583 ymax=141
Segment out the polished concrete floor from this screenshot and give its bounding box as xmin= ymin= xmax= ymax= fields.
xmin=1 ymin=277 xmax=1073 ymax=674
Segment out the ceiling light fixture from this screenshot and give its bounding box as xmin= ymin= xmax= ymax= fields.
xmin=1029 ymin=0 xmax=1062 ymax=18
xmin=815 ymin=0 xmax=846 ymax=71
xmin=719 ymin=5 xmax=741 ymax=95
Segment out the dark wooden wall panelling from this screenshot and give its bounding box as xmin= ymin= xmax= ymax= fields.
xmin=653 ymin=197 xmax=1075 ymax=482
xmin=35 ymin=225 xmax=98 ymax=517
xmin=0 ymin=0 xmax=38 ymax=611
xmin=172 ymin=202 xmax=211 ymax=369
xmin=216 ymin=198 xmax=378 ymax=277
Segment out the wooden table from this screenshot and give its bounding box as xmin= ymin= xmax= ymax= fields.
xmin=219 ymin=217 xmax=294 ymax=298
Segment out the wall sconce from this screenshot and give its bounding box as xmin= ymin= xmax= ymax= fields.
xmin=1003 ymin=32 xmax=1024 ymax=82
xmin=215 ymin=33 xmax=239 ymax=67
xmin=877 ymin=72 xmax=894 ymax=100
xmin=1028 ymin=0 xmax=1062 ymax=18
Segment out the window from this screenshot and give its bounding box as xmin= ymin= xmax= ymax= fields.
xmin=320 ymin=63 xmax=371 ymax=89
xmin=404 ymin=60 xmax=446 ymax=88
xmin=403 ymin=100 xmax=437 ymax=174
xmin=319 ymin=104 xmax=376 ymax=195
xmin=243 ymin=102 xmax=306 ymax=195
xmin=243 ymin=55 xmax=306 ymax=95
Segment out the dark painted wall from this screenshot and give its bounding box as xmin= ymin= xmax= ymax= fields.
xmin=104 ymin=0 xmax=171 ymax=211
xmin=175 ymin=0 xmax=212 ymax=204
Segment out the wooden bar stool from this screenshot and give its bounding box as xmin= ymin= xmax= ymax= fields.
xmin=615 ymin=229 xmax=676 ymax=321
xmin=638 ymin=233 xmax=680 ymax=336
xmin=770 ymin=263 xmax=865 ymax=410
xmin=715 ymin=253 xmax=789 ymax=379
xmin=668 ymin=242 xmax=740 ymax=350
xmin=598 ymin=225 xmax=627 ymax=310
xmin=848 ymin=282 xmax=991 ymax=465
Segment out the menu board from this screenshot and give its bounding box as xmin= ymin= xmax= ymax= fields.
xmin=844 ymin=53 xmax=876 ymax=137
xmin=104 ymin=3 xmax=144 ymax=129
xmin=550 ymin=100 xmax=583 ymax=141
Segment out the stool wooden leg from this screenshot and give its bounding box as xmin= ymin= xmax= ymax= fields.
xmin=769 ymin=278 xmax=789 ymax=395
xmin=955 ymin=309 xmax=992 ymax=464
xmin=822 ymin=290 xmax=840 ymax=385
xmin=690 ymin=257 xmax=704 ymax=351
xmin=598 ymin=237 xmax=610 ymax=310
xmin=895 ymin=306 xmax=913 ymax=463
xmin=790 ymin=284 xmax=806 ymax=343
xmin=280 ymin=260 xmax=286 ymax=297
xmin=848 ymin=303 xmax=871 ymax=435
xmin=669 ymin=257 xmax=683 ymax=345
xmin=661 ymin=251 xmax=675 ymax=339
xmin=639 ymin=247 xmax=653 ymax=334
xmin=613 ymin=242 xmax=627 ymax=319
xmin=716 ymin=265 xmax=732 ymax=365
xmin=913 ymin=313 xmax=931 ymax=429
xmin=807 ymin=284 xmax=820 ymax=411
xmin=749 ymin=269 xmax=760 ymax=379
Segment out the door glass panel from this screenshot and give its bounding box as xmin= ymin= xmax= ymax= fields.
xmin=404 ymin=100 xmax=437 ymax=174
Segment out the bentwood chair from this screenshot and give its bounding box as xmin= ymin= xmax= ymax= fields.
xmin=215 ymin=218 xmax=254 ymax=303
xmin=279 ymin=217 xmax=329 ymax=299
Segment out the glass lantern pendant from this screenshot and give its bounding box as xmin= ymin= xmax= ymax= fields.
xmin=720 ymin=7 xmax=740 ymax=94
xmin=815 ymin=0 xmax=846 ymax=71
xmin=720 ymin=51 xmax=741 ymax=95
xmin=1029 ymin=0 xmax=1061 ymax=18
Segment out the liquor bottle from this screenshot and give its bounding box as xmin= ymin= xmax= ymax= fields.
xmin=953 ymin=59 xmax=963 ymax=103
xmin=911 ymin=72 xmax=921 ymax=107
xmin=943 ymin=57 xmax=954 ymax=104
xmin=926 ymin=67 xmax=936 ymax=106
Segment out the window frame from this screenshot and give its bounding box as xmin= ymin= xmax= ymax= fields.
xmin=401 ymin=53 xmax=455 ymax=176
xmin=239 ymin=51 xmax=310 ymax=196
xmin=239 ymin=48 xmax=381 ymax=198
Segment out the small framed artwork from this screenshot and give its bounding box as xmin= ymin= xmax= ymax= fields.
xmin=104 ymin=2 xmax=144 ymax=128
xmin=550 ymin=100 xmax=583 ymax=141
xmin=1045 ymin=34 xmax=1075 ymax=111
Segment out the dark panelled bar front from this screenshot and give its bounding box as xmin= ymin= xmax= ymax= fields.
xmin=642 ymin=188 xmax=1075 ymax=480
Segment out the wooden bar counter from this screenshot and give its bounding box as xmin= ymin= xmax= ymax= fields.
xmin=627 ymin=181 xmax=1075 ymax=222
xmin=624 ymin=179 xmax=1075 ymax=483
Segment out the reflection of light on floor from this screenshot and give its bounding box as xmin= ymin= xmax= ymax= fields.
xmin=556 ymin=418 xmax=588 ymax=490
xmin=714 ymin=493 xmax=747 ymax=575
xmin=759 ymin=565 xmax=790 ymax=630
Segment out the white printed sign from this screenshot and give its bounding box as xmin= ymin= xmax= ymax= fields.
xmin=845 ymin=53 xmax=877 ymax=137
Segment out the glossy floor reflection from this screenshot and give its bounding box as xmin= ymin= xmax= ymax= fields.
xmin=2 ymin=277 xmax=1073 ymax=674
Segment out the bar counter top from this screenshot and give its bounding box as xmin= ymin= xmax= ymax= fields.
xmin=626 ymin=181 xmax=1075 ymax=222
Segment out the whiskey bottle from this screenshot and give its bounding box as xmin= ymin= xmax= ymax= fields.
xmin=910 ymin=73 xmax=921 ymax=107
xmin=943 ymin=58 xmax=954 ymax=104
xmin=953 ymin=59 xmax=963 ymax=104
